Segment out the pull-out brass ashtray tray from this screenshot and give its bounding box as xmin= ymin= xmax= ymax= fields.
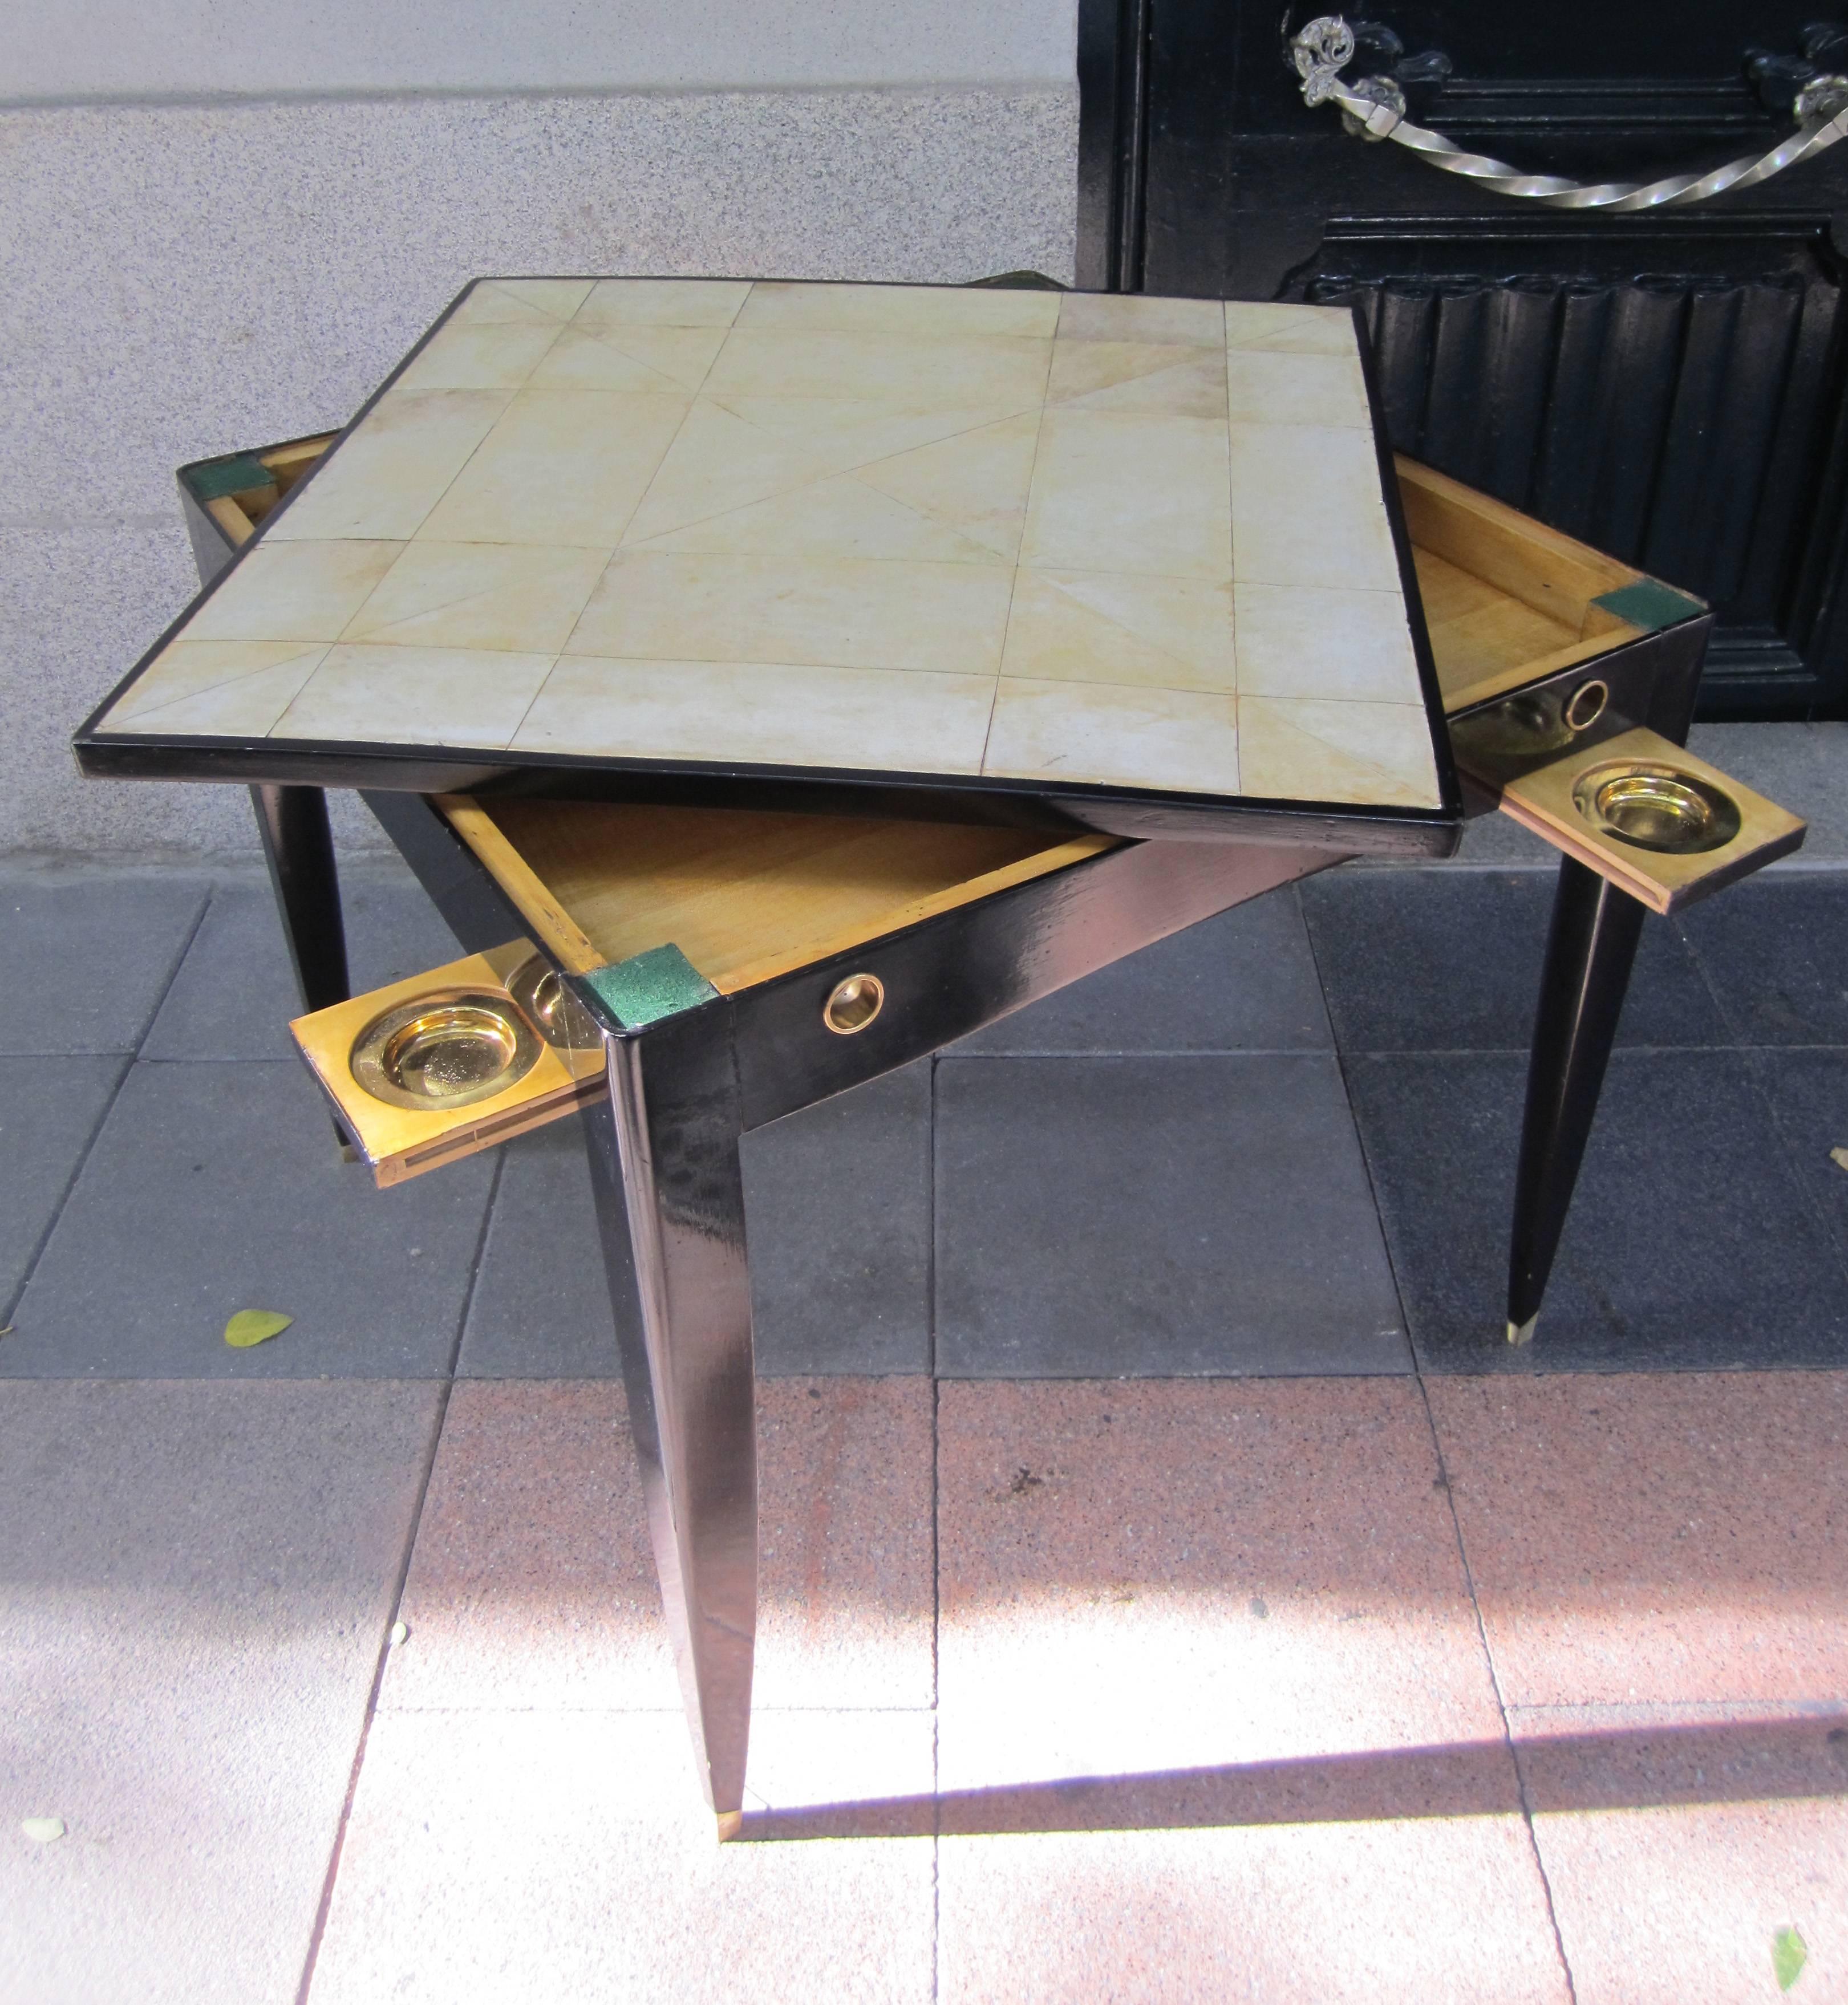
xmin=292 ymin=938 xmax=606 ymax=1187
xmin=350 ymin=991 xmax=542 ymax=1110
xmin=1498 ymin=725 xmax=1806 ymax=915
xmin=1572 ymin=762 xmax=1742 ymax=856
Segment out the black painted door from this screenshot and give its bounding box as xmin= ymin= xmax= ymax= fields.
xmin=1078 ymin=2 xmax=1848 ymax=715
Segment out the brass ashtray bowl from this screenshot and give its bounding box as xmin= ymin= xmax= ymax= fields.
xmin=1573 ymin=761 xmax=1742 ymax=855
xmin=350 ymin=991 xmax=541 ymax=1111
xmin=506 ymin=953 xmax=599 ymax=1052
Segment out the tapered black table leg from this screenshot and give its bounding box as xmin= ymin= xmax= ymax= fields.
xmin=1506 ymin=855 xmax=1647 ymax=1344
xmin=250 ymin=784 xmax=350 ymax=1010
xmin=582 ymin=1008 xmax=756 ymax=1834
xmin=250 ymin=783 xmax=352 ymax=1143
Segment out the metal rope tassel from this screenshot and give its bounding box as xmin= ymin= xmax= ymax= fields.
xmin=1290 ymin=15 xmax=1848 ymax=212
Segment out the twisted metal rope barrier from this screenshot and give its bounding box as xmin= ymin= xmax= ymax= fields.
xmin=1292 ymin=16 xmax=1848 ymax=213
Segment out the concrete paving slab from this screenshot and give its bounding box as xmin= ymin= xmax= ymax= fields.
xmin=0 ymin=1054 xmax=125 ymax=1310
xmin=1427 ymin=1375 xmax=1848 ymax=1707
xmin=382 ymin=1378 xmax=934 ymax=1714
xmin=742 ymin=1062 xmax=933 ymax=1376
xmin=935 ymin=1380 xmax=1503 ymax=1788
xmin=950 ymin=884 xmax=1333 ymax=1055
xmin=382 ymin=1379 xmax=671 ymax=1710
xmin=460 ymin=1066 xmax=932 ymax=1379
xmin=1687 ymin=720 xmax=1848 ymax=859
xmin=935 ymin=1054 xmax=1409 ymax=1377
xmin=937 ymin=1817 xmax=1570 ymax=2004
xmin=5 ymin=1059 xmax=495 ymax=1378
xmin=143 ymin=876 xmax=464 ymax=1060
xmin=1347 ymin=1049 xmax=1848 ymax=1372
xmin=1681 ymin=871 xmax=1848 ymax=1046
xmin=1752 ymin=1048 xmax=1848 ymax=1274
xmin=0 ymin=1378 xmax=440 ymax=2005
xmin=1538 ymin=1796 xmax=1848 ymax=2004
xmin=1512 ymin=1701 xmax=1848 ymax=2005
xmin=0 ymin=872 xmax=206 ymax=1054
xmin=933 ymin=1378 xmax=1563 ymax=2003
xmin=1302 ymin=867 xmax=1727 ymax=1054
xmin=753 ymin=1376 xmax=934 ymax=1709
xmin=455 ymin=1122 xmax=620 ymax=1380
xmin=306 ymin=1708 xmax=935 ymax=2005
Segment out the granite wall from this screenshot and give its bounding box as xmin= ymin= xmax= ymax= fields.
xmin=1 ymin=84 xmax=1077 ymax=855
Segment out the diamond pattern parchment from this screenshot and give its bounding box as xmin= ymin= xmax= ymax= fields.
xmin=103 ymin=278 xmax=1441 ymax=811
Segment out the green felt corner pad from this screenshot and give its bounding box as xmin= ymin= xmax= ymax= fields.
xmin=184 ymin=455 xmax=278 ymax=501
xmin=1592 ymin=579 xmax=1707 ymax=632
xmin=578 ymin=944 xmax=720 ymax=1031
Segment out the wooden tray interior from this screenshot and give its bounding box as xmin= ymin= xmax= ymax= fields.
xmin=439 ymin=796 xmax=1115 ymax=996
xmin=187 ymin=432 xmax=339 ymax=546
xmin=1397 ymin=457 xmax=1653 ymax=715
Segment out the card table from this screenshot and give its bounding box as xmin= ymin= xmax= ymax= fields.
xmin=74 ymin=277 xmax=1804 ymax=1830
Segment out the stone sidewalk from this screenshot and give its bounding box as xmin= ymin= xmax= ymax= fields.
xmin=9 ymin=1371 xmax=1846 ymax=2001
xmin=5 ymin=724 xmax=1847 ymax=2000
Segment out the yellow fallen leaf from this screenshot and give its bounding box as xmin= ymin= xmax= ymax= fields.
xmin=1830 ymin=1147 xmax=1848 ymax=1175
xmin=224 ymin=1310 xmax=292 ymax=1349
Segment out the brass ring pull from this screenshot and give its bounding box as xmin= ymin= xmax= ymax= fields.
xmin=1564 ymin=680 xmax=1609 ymax=733
xmin=823 ymin=973 xmax=885 ymax=1034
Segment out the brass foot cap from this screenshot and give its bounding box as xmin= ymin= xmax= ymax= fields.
xmin=1506 ymin=1314 xmax=1538 ymax=1347
xmin=715 ymin=1810 xmax=744 ymax=1844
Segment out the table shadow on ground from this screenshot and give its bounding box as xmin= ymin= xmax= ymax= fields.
xmin=736 ymin=1714 xmax=1848 ymax=1842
